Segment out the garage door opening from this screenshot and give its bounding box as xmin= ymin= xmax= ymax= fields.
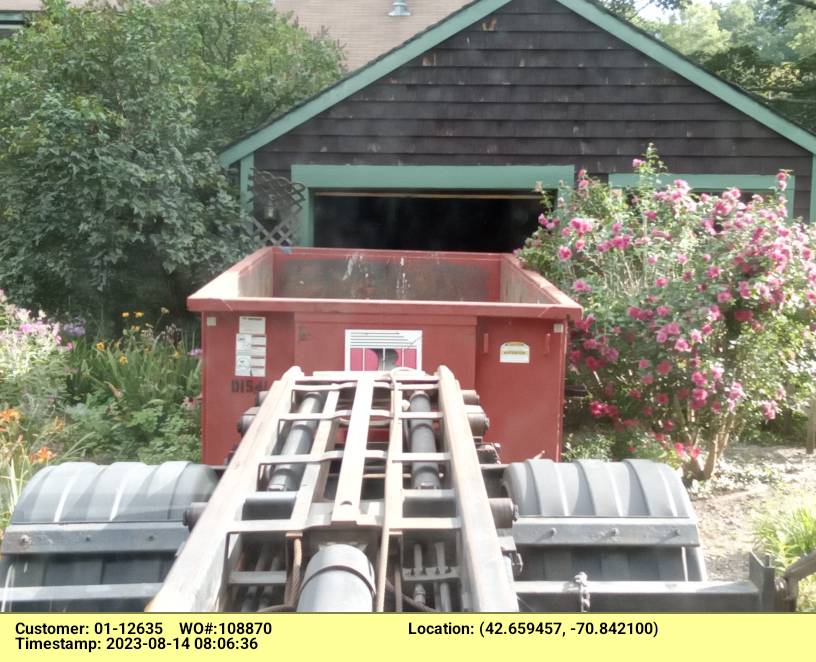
xmin=313 ymin=191 xmax=549 ymax=252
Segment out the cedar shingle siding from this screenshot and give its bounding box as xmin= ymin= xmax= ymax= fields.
xmin=255 ymin=0 xmax=813 ymax=219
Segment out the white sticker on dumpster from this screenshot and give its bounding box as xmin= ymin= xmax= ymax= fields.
xmin=345 ymin=329 xmax=422 ymax=371
xmin=239 ymin=316 xmax=266 ymax=335
xmin=235 ymin=320 xmax=267 ymax=377
xmin=500 ymin=341 xmax=530 ymax=364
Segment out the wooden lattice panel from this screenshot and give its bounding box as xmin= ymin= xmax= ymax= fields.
xmin=251 ymin=171 xmax=305 ymax=246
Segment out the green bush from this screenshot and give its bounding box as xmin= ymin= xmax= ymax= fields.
xmin=754 ymin=495 xmax=816 ymax=611
xmin=65 ymin=312 xmax=202 ymax=463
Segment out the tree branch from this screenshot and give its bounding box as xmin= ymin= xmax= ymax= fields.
xmin=787 ymin=0 xmax=816 ymax=12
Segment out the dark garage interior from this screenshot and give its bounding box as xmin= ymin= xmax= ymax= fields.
xmin=313 ymin=191 xmax=547 ymax=252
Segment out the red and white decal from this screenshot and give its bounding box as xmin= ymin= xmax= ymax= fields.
xmin=345 ymin=329 xmax=422 ymax=371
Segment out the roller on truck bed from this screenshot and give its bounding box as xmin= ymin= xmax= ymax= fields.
xmin=2 ymin=248 xmax=813 ymax=612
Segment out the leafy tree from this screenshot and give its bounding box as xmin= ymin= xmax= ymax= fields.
xmin=600 ymin=0 xmax=689 ymax=21
xmin=642 ymin=1 xmax=816 ymax=132
xmin=0 ymin=0 xmax=345 ymax=324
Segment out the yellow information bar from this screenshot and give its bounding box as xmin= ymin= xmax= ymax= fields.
xmin=1 ymin=614 xmax=812 ymax=661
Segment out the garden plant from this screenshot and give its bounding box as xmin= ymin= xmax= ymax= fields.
xmin=518 ymin=146 xmax=816 ymax=480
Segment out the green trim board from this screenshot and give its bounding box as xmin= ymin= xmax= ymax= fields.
xmin=239 ymin=153 xmax=254 ymax=215
xmin=218 ymin=0 xmax=816 ymax=168
xmin=0 ymin=12 xmax=26 ymax=23
xmin=811 ymin=156 xmax=816 ymax=222
xmin=608 ymin=173 xmax=795 ymax=217
xmin=291 ymin=164 xmax=573 ymax=190
xmin=291 ymin=164 xmax=574 ymax=247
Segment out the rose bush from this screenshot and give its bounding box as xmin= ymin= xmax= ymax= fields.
xmin=518 ymin=146 xmax=816 ymax=480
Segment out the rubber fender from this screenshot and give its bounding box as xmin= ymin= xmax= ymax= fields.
xmin=0 ymin=462 xmax=218 ymax=612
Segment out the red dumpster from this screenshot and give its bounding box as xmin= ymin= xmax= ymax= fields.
xmin=188 ymin=247 xmax=582 ymax=464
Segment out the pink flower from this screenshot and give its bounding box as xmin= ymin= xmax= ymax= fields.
xmin=589 ymin=401 xmax=606 ymax=418
xmin=633 ymin=158 xmax=644 ymax=168
xmin=691 ymin=371 xmax=707 ymax=387
xmin=585 ymin=356 xmax=604 ymax=371
xmin=656 ymin=329 xmax=669 ymax=344
xmin=573 ymin=279 xmax=591 ymax=293
xmin=575 ymin=239 xmax=586 ymax=251
xmin=558 ymin=245 xmax=572 ymax=261
xmin=706 ymin=266 xmax=721 ymax=279
xmin=692 ymin=388 xmax=708 ymax=402
xmin=628 ymin=389 xmax=642 ymax=399
xmin=538 ymin=213 xmax=547 ymax=226
xmin=676 ymin=254 xmax=688 ymax=265
xmin=656 ymin=393 xmax=669 ymax=406
xmin=583 ymin=338 xmax=598 ymax=350
xmin=701 ymin=323 xmax=713 ymax=336
xmin=690 ymin=329 xmax=703 ymax=343
xmin=717 ymin=290 xmax=733 ymax=304
xmin=674 ymin=337 xmax=691 ymax=352
xmin=664 ymin=322 xmax=680 ymax=336
xmin=656 ymin=306 xmax=671 ymax=317
xmin=738 ymin=281 xmax=751 ymax=298
xmin=656 ymin=360 xmax=672 ymax=376
xmin=569 ymin=350 xmax=582 ymax=364
xmin=642 ymin=374 xmax=654 ymax=385
xmin=612 ymin=235 xmax=631 ymax=250
xmin=761 ymin=401 xmax=778 ymax=420
xmin=638 ymin=358 xmax=651 ymax=369
xmin=734 ymin=309 xmax=753 ymax=322
xmin=570 ymin=218 xmax=594 ymax=235
xmin=655 ymin=277 xmax=668 ymax=287
xmin=711 ymin=364 xmax=724 ymax=381
xmin=574 ymin=314 xmax=595 ymax=332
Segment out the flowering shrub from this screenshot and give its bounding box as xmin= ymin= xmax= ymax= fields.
xmin=0 ymin=290 xmax=69 ymax=410
xmin=518 ymin=146 xmax=816 ymax=480
xmin=65 ymin=311 xmax=202 ymax=463
xmin=0 ymin=290 xmax=79 ymax=532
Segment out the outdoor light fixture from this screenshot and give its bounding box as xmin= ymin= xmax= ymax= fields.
xmin=389 ymin=0 xmax=410 ymax=17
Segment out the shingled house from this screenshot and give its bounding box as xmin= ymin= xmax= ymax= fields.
xmin=220 ymin=0 xmax=816 ymax=252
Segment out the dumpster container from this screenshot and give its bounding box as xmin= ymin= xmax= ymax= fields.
xmin=188 ymin=247 xmax=582 ymax=464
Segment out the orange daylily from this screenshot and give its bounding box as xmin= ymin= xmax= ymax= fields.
xmin=30 ymin=446 xmax=55 ymax=463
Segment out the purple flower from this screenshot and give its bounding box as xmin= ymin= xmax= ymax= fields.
xmin=188 ymin=348 xmax=203 ymax=358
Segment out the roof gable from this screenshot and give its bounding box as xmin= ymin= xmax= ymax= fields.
xmin=219 ymin=0 xmax=816 ymax=166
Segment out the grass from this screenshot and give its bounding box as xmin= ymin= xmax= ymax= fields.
xmin=753 ymin=491 xmax=816 ymax=611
